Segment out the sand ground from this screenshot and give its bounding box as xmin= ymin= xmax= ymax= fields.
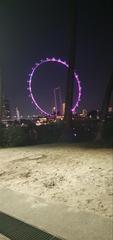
xmin=0 ymin=143 xmax=113 ymax=219
xmin=0 ymin=235 xmax=9 ymax=240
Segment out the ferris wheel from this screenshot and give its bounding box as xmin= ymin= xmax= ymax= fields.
xmin=27 ymin=57 xmax=82 ymax=116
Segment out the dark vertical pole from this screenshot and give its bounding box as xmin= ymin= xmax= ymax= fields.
xmin=60 ymin=0 xmax=77 ymax=141
xmin=0 ymin=68 xmax=3 ymax=120
xmin=101 ymin=70 xmax=113 ymax=120
xmin=64 ymin=0 xmax=77 ymax=126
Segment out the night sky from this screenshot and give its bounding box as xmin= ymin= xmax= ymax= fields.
xmin=0 ymin=0 xmax=113 ymax=117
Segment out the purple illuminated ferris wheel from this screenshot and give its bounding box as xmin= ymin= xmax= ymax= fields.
xmin=27 ymin=57 xmax=82 ymax=116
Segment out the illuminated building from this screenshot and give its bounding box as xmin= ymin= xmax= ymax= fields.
xmin=108 ymin=106 xmax=113 ymax=112
xmin=2 ymin=99 xmax=11 ymax=120
xmin=52 ymin=106 xmax=56 ymax=115
xmin=62 ymin=102 xmax=65 ymax=115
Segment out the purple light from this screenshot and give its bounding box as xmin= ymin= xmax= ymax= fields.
xmin=28 ymin=57 xmax=82 ymax=115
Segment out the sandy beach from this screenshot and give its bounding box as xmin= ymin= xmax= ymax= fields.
xmin=0 ymin=144 xmax=112 ymax=219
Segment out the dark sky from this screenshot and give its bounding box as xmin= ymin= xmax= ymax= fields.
xmin=0 ymin=0 xmax=113 ymax=116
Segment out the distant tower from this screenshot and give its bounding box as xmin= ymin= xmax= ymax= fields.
xmin=16 ymin=107 xmax=20 ymax=121
xmin=53 ymin=87 xmax=62 ymax=116
xmin=0 ymin=68 xmax=3 ymax=119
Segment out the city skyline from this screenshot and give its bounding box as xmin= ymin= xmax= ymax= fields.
xmin=0 ymin=0 xmax=113 ymax=116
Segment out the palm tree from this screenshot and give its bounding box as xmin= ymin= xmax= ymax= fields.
xmin=61 ymin=0 xmax=77 ymax=141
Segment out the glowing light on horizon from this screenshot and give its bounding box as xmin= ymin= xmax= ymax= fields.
xmin=28 ymin=57 xmax=82 ymax=115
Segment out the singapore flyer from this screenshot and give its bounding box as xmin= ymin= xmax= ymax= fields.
xmin=27 ymin=57 xmax=81 ymax=116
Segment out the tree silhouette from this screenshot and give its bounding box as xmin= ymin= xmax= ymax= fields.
xmin=95 ymin=69 xmax=113 ymax=141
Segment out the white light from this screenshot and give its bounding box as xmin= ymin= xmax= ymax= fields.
xmin=58 ymin=59 xmax=61 ymax=62
xmin=74 ymin=133 xmax=77 ymax=136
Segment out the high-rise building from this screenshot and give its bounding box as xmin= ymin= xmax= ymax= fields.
xmin=62 ymin=102 xmax=65 ymax=115
xmin=52 ymin=106 xmax=56 ymax=115
xmin=53 ymin=87 xmax=62 ymax=115
xmin=2 ymin=99 xmax=11 ymax=119
xmin=0 ymin=67 xmax=11 ymax=120
xmin=16 ymin=107 xmax=20 ymax=121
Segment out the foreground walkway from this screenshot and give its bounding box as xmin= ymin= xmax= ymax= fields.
xmin=0 ymin=188 xmax=112 ymax=240
xmin=0 ymin=145 xmax=112 ymax=219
